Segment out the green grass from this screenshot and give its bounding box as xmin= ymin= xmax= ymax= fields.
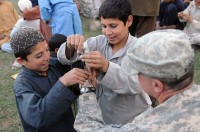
xmin=1 ymin=0 xmax=200 ymax=131
xmin=0 ymin=52 xmax=22 ymax=131
xmin=0 ymin=1 xmax=101 ymax=131
xmin=194 ymin=46 xmax=200 ymax=83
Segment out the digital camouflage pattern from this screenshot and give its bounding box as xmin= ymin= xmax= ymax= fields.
xmin=121 ymin=29 xmax=194 ymax=79
xmin=74 ymin=29 xmax=200 ymax=131
xmin=74 ymin=93 xmax=105 ymax=131
xmin=120 ymin=84 xmax=200 ymax=132
xmin=75 ymin=84 xmax=200 ymax=131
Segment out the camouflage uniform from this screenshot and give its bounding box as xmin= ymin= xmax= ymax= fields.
xmin=74 ymin=30 xmax=200 ymax=131
xmin=75 ymin=84 xmax=200 ymax=132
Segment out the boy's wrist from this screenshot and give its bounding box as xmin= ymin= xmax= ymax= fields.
xmin=65 ymin=43 xmax=75 ymax=59
xmin=68 ymin=84 xmax=81 ymax=95
xmin=101 ymin=60 xmax=109 ymax=72
xmin=59 ymin=78 xmax=81 ymax=95
xmin=189 ymin=17 xmax=193 ymax=23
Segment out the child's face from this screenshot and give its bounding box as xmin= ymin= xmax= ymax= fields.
xmin=195 ymin=0 xmax=200 ymax=6
xmin=101 ymin=16 xmax=132 ymax=47
xmin=23 ymin=41 xmax=50 ymax=74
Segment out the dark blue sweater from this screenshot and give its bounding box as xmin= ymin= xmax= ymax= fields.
xmin=14 ymin=58 xmax=83 ymax=132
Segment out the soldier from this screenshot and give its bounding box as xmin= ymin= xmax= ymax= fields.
xmin=74 ymin=29 xmax=200 ymax=131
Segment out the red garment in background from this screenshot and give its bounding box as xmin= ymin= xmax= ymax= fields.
xmin=22 ymin=6 xmax=52 ymax=43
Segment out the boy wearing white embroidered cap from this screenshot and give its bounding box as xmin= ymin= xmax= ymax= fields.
xmin=10 ymin=27 xmax=90 ymax=131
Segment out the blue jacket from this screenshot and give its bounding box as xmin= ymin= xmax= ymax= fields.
xmin=14 ymin=58 xmax=83 ymax=132
xmin=38 ymin=0 xmax=82 ymax=36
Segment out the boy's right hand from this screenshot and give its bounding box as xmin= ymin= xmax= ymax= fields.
xmin=67 ymin=34 xmax=85 ymax=54
xmin=59 ymin=68 xmax=90 ymax=86
xmin=178 ymin=12 xmax=184 ymax=19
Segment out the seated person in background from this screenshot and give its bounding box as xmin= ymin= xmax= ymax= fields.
xmin=0 ymin=0 xmax=20 ymax=48
xmin=74 ymin=29 xmax=200 ymax=131
xmin=57 ymin=0 xmax=151 ymax=125
xmin=48 ymin=34 xmax=67 ymax=58
xmin=156 ymin=0 xmax=185 ymax=30
xmin=10 ymin=27 xmax=90 ymax=132
xmin=178 ymin=0 xmax=200 ymax=45
xmin=1 ymin=0 xmax=40 ymax=53
xmin=22 ymin=0 xmax=52 ymax=43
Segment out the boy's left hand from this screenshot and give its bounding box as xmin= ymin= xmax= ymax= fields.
xmin=182 ymin=13 xmax=192 ymax=23
xmin=67 ymin=34 xmax=85 ymax=54
xmin=178 ymin=12 xmax=192 ymax=23
xmin=80 ymin=51 xmax=109 ymax=72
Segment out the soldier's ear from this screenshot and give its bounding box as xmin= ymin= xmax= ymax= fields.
xmin=152 ymin=80 xmax=164 ymax=94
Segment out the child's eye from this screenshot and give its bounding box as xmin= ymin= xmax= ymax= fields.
xmin=46 ymin=47 xmax=50 ymax=52
xmin=35 ymin=52 xmax=43 ymax=58
xmin=35 ymin=55 xmax=42 ymax=58
xmin=102 ymin=25 xmax=106 ymax=28
xmin=110 ymin=25 xmax=117 ymax=28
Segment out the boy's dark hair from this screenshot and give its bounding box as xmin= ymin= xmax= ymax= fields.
xmin=14 ymin=46 xmax=35 ymax=61
xmin=48 ymin=34 xmax=66 ymax=51
xmin=98 ymin=0 xmax=132 ymax=25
